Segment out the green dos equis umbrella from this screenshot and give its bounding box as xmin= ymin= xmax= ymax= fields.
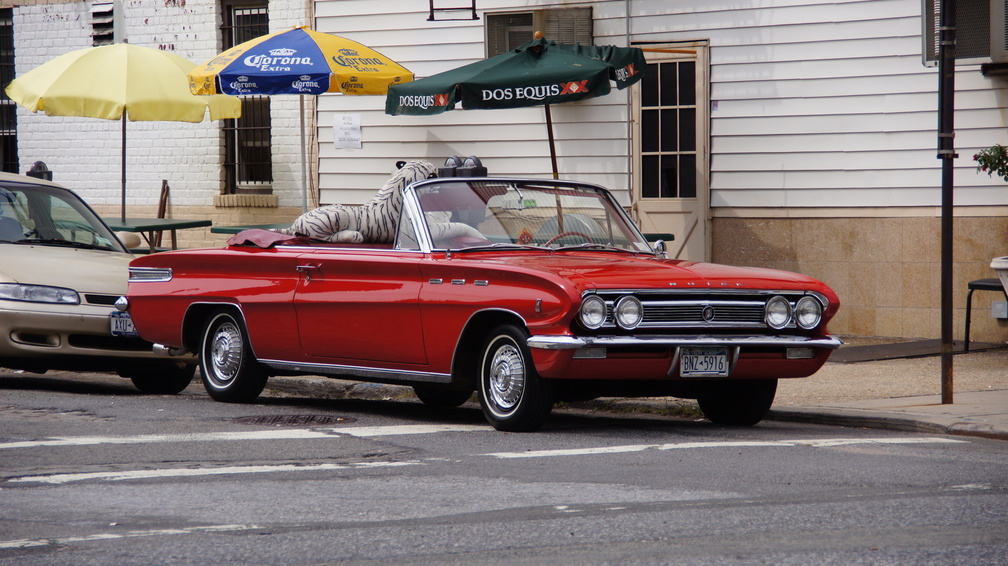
xmin=385 ymin=36 xmax=647 ymax=178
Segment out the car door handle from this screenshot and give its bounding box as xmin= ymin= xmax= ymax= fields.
xmin=296 ymin=264 xmax=318 ymax=283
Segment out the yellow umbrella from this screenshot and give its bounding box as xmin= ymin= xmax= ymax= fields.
xmin=5 ymin=43 xmax=241 ymax=221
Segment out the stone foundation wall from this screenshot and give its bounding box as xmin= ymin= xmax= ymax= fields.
xmin=713 ymin=215 xmax=1008 ymax=342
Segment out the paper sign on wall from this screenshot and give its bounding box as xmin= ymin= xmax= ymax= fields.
xmin=333 ymin=114 xmax=362 ymax=148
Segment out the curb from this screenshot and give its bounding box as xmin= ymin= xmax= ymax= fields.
xmin=768 ymin=408 xmax=1008 ymax=442
xmin=265 ymin=376 xmax=1008 ymax=441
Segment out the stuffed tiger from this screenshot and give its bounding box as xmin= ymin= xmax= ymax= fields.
xmin=278 ymin=159 xmax=437 ymax=243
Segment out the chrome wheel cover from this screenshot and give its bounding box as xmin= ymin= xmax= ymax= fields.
xmin=209 ymin=321 xmax=243 ymax=384
xmin=486 ymin=342 xmax=525 ymax=412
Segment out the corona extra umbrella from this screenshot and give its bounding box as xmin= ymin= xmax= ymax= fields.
xmin=385 ymin=35 xmax=647 ymax=178
xmin=5 ymin=43 xmax=242 ymax=222
xmin=188 ymin=26 xmax=414 ymax=212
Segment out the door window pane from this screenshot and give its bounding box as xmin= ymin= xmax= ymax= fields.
xmin=639 ymin=61 xmax=697 ymax=199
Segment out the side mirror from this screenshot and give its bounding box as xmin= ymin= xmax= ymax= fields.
xmin=653 ymin=239 xmax=668 ymax=259
xmin=116 ymin=231 xmax=142 ymax=249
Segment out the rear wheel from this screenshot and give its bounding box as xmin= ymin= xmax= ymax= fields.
xmin=477 ymin=325 xmax=554 ymax=432
xmin=413 ymin=386 xmax=473 ymax=408
xmin=696 ymin=378 xmax=778 ymax=426
xmin=200 ymin=310 xmax=268 ymax=402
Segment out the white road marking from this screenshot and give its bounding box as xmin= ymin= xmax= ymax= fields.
xmin=0 ymin=524 xmax=260 ymax=550
xmin=0 ymin=424 xmax=491 ymax=450
xmin=9 ymin=460 xmax=419 ymax=485
xmin=485 ymin=436 xmax=967 ymax=459
xmin=0 ymin=429 xmax=334 ymax=449
xmin=329 ymin=424 xmax=491 ymax=437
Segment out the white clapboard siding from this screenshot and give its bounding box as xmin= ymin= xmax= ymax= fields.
xmin=633 ymin=0 xmax=1008 ymax=208
xmin=316 ymin=0 xmax=1008 ymax=209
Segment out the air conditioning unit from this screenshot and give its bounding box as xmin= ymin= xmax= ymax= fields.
xmin=921 ymin=0 xmax=993 ymax=66
xmin=991 ymin=0 xmax=1008 ymax=62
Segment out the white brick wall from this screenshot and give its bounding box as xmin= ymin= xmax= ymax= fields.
xmin=11 ymin=0 xmax=308 ymax=212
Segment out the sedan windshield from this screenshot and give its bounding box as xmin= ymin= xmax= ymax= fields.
xmin=0 ymin=183 xmax=125 ymax=252
xmin=408 ymin=180 xmax=653 ymax=253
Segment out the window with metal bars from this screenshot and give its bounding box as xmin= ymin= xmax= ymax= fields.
xmin=221 ymin=1 xmax=272 ymax=193
xmin=640 ymin=61 xmax=697 ymax=199
xmin=0 ymin=9 xmax=17 ymax=174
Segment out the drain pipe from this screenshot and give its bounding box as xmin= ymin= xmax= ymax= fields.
xmin=625 ymin=0 xmax=633 ymax=202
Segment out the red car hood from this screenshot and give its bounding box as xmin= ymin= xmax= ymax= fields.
xmin=480 ymin=252 xmax=828 ymax=292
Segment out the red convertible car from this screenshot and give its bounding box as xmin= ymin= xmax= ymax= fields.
xmin=124 ymin=175 xmax=840 ymax=431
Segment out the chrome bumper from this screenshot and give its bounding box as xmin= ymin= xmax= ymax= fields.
xmin=527 ymin=334 xmax=843 ymax=351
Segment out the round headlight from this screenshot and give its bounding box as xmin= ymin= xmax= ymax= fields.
xmin=614 ymin=295 xmax=643 ymax=330
xmin=579 ymin=295 xmax=607 ymax=329
xmin=794 ymin=296 xmax=823 ymax=329
xmin=765 ymin=295 xmax=792 ymax=329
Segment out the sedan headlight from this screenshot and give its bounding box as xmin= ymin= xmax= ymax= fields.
xmin=0 ymin=283 xmax=80 ymax=304
xmin=794 ymin=296 xmax=823 ymax=329
xmin=765 ymin=295 xmax=792 ymax=329
xmin=579 ymin=295 xmax=607 ymax=329
xmin=614 ymin=295 xmax=643 ymax=330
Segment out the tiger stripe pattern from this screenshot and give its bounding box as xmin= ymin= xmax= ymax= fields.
xmin=278 ymin=160 xmax=436 ymax=244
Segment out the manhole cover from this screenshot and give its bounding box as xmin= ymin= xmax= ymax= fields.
xmin=232 ymin=415 xmax=355 ymax=427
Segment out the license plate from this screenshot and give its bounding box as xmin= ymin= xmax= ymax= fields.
xmin=680 ymin=347 xmax=730 ymax=378
xmin=110 ymin=311 xmax=138 ymax=337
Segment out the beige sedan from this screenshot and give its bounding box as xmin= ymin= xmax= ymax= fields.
xmin=0 ymin=172 xmax=195 ymax=393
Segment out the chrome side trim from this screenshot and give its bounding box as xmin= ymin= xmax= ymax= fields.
xmin=259 ymin=359 xmax=452 ymax=384
xmin=128 ymin=267 xmax=173 ymax=282
xmin=527 ymin=334 xmax=844 ymax=351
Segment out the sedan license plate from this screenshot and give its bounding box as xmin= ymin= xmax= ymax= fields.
xmin=110 ymin=311 xmax=138 ymax=337
xmin=680 ymin=347 xmax=729 ymax=378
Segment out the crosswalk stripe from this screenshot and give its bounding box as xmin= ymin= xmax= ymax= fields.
xmin=9 ymin=460 xmax=419 ymax=485
xmin=0 ymin=524 xmax=260 ymax=550
xmin=484 ymin=436 xmax=967 ymax=459
xmin=0 ymin=424 xmax=491 ymax=450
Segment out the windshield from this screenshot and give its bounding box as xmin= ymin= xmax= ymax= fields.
xmin=0 ymin=182 xmax=126 ymax=252
xmin=406 ymin=180 xmax=653 ymax=253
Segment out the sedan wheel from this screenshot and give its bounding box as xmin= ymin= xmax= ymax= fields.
xmin=696 ymin=378 xmax=778 ymax=426
xmin=477 ymin=325 xmax=554 ymax=432
xmin=124 ymin=362 xmax=196 ymax=394
xmin=200 ymin=310 xmax=267 ymax=402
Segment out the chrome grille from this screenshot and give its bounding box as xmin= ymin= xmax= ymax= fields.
xmin=643 ymin=300 xmax=766 ymax=326
xmin=589 ymin=291 xmax=825 ymax=330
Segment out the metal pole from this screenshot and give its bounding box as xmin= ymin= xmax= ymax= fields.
xmin=545 ymin=103 xmax=558 ymax=179
xmin=937 ymin=0 xmax=957 ymax=404
xmin=300 ymin=94 xmax=308 ymax=214
xmin=121 ymin=114 xmax=127 ymax=223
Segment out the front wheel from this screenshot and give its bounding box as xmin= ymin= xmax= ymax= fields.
xmin=477 ymin=325 xmax=555 ymax=432
xmin=200 ymin=310 xmax=268 ymax=403
xmin=696 ymin=378 xmax=778 ymax=426
xmin=413 ymin=386 xmax=473 ymax=408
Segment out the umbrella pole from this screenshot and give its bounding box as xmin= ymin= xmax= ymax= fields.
xmin=121 ymin=114 xmax=127 ymax=223
xmin=545 ymin=104 xmax=559 ymax=179
xmin=300 ymin=94 xmax=308 ymax=214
